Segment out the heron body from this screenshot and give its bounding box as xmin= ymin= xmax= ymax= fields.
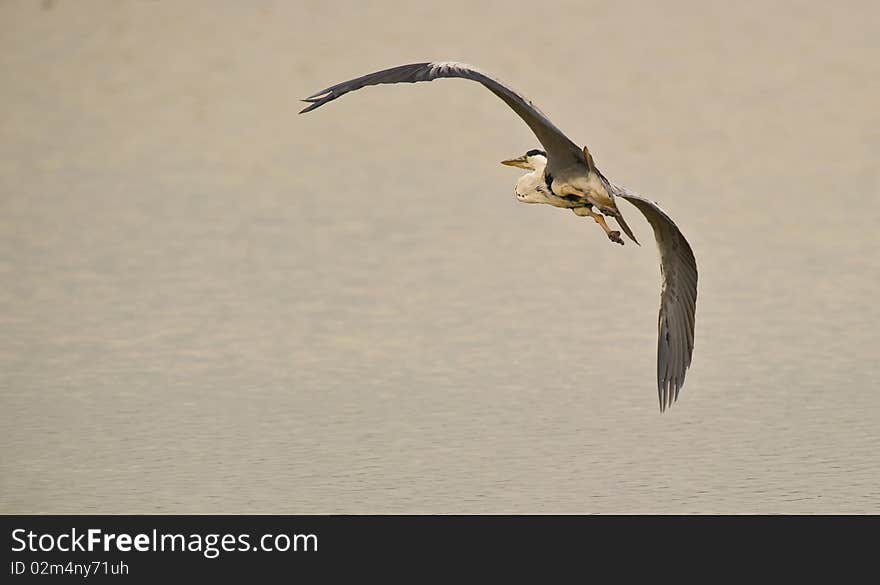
xmin=506 ymin=147 xmax=636 ymax=243
xmin=301 ymin=61 xmax=698 ymax=412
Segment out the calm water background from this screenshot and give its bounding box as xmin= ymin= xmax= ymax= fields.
xmin=1 ymin=1 xmax=878 ymax=513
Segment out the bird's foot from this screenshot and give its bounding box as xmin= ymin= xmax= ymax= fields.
xmin=586 ymin=209 xmax=623 ymax=245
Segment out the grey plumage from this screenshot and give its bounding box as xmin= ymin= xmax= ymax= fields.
xmin=301 ymin=61 xmax=698 ymax=411
xmin=612 ymin=185 xmax=698 ymax=412
xmin=301 ymin=61 xmax=587 ymax=180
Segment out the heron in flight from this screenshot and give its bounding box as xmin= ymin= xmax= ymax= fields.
xmin=301 ymin=61 xmax=697 ymax=411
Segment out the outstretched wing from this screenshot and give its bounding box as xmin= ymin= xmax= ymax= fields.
xmin=300 ymin=61 xmax=587 ymax=177
xmin=613 ymin=185 xmax=698 ymax=412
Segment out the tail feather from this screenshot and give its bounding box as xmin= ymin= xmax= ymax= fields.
xmin=582 ymin=146 xmax=640 ymax=246
xmin=614 ymin=211 xmax=640 ymax=245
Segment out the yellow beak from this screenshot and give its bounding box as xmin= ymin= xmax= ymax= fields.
xmin=501 ymin=155 xmax=532 ymax=170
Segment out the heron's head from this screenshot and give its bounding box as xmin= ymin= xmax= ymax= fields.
xmin=501 ymin=149 xmax=547 ymax=171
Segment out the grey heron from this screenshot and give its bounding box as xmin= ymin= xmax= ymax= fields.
xmin=301 ymin=61 xmax=697 ymax=412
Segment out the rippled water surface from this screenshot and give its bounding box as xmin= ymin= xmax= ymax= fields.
xmin=1 ymin=1 xmax=878 ymax=512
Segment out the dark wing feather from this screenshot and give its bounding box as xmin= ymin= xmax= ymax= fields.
xmin=613 ymin=186 xmax=698 ymax=412
xmin=300 ymin=61 xmax=586 ymax=177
